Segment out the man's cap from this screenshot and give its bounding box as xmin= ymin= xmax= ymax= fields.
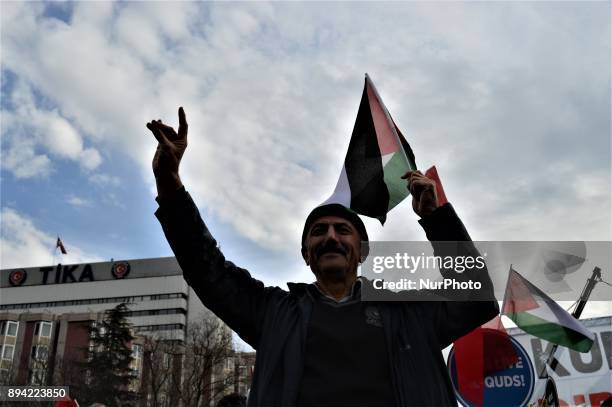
xmin=301 ymin=203 xmax=369 ymax=249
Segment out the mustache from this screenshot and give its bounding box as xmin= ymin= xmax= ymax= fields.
xmin=316 ymin=243 xmax=347 ymax=257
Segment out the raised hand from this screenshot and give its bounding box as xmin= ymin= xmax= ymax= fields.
xmin=401 ymin=170 xmax=440 ymax=218
xmin=146 ymin=107 xmax=188 ymax=199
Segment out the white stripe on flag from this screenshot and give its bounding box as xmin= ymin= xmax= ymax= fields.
xmin=381 ymin=152 xmax=394 ymax=167
xmin=321 ymin=165 xmax=351 ymax=207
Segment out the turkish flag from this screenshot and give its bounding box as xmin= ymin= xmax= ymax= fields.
xmin=56 ymin=237 xmax=67 ymax=254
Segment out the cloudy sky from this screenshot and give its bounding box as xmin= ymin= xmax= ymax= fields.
xmin=1 ymin=2 xmax=610 ymax=319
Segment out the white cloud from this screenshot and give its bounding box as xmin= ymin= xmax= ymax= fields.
xmin=66 ymin=195 xmax=92 ymax=208
xmin=80 ymin=148 xmax=102 ymax=171
xmin=114 ymin=6 xmax=163 ymax=64
xmin=89 ymin=173 xmax=120 ymax=187
xmin=0 ymin=138 xmax=52 ymax=179
xmin=1 ymin=1 xmax=610 ymax=320
xmin=1 ymin=2 xmax=609 ymax=251
xmin=1 ymin=79 xmax=103 ymax=177
xmin=42 ymin=113 xmax=83 ymax=159
xmin=0 ymin=208 xmax=103 ymax=269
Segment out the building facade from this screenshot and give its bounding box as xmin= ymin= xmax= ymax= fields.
xmin=1 ymin=257 xmax=205 ymax=342
xmin=0 ymin=257 xmax=253 ymax=405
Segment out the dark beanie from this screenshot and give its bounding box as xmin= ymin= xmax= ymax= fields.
xmin=301 ymin=204 xmax=369 ymax=249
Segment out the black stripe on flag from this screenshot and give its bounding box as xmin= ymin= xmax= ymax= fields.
xmin=344 ymin=84 xmax=390 ymax=223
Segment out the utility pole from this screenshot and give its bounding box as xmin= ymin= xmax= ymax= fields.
xmin=541 ymin=267 xmax=603 ymax=406
xmin=546 ymin=267 xmax=602 ymax=373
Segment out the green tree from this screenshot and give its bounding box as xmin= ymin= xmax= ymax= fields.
xmin=82 ymin=303 xmax=137 ymax=406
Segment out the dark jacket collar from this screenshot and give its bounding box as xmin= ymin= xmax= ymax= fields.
xmin=287 ymin=282 xmax=311 ymax=296
xmin=287 ymin=278 xmax=363 ymax=301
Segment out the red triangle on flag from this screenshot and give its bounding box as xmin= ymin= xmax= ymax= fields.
xmin=424 ymin=165 xmax=449 ymax=205
xmin=502 ymin=268 xmax=540 ymax=314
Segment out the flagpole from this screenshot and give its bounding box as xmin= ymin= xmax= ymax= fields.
xmin=539 ymin=267 xmax=603 ymax=378
xmin=365 ymin=73 xmax=416 ymax=172
xmin=571 ymin=267 xmax=602 ymax=318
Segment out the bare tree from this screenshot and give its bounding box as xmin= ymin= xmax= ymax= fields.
xmin=0 ymin=357 xmax=58 ymax=407
xmin=0 ymin=359 xmax=18 ymax=386
xmin=27 ymin=352 xmax=52 ymax=386
xmin=140 ymin=336 xmax=182 ymax=407
xmin=137 ymin=317 xmax=240 ymax=407
xmin=175 ymin=318 xmax=234 ymax=407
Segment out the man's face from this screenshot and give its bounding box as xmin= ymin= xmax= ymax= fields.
xmin=302 ymin=215 xmax=362 ymax=279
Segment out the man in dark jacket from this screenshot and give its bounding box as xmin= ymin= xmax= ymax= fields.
xmin=147 ymin=108 xmax=499 ymax=406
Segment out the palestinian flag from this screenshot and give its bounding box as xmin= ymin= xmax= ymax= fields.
xmin=502 ymin=267 xmax=594 ymax=353
xmin=321 ymin=74 xmax=417 ymax=224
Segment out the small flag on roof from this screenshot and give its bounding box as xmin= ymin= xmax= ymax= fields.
xmin=321 ymin=74 xmax=417 ymax=224
xmin=56 ymin=237 xmax=67 ymax=254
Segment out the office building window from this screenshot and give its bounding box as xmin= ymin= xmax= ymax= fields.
xmin=0 ymin=321 xmax=18 ymax=337
xmin=28 ymin=368 xmax=47 ymax=385
xmin=130 ymin=344 xmax=143 ymax=377
xmin=31 ymin=345 xmax=49 ymax=361
xmin=2 ymin=345 xmax=14 ymax=360
xmin=0 ymin=292 xmax=188 ymax=311
xmin=34 ymin=321 xmax=52 ymax=338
